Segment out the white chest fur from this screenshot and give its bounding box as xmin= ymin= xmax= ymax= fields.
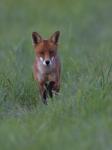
xmin=36 ymin=57 xmax=56 ymax=82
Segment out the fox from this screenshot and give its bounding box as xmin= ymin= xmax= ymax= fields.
xmin=32 ymin=31 xmax=61 ymax=104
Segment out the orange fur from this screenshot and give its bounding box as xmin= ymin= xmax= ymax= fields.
xmin=32 ymin=31 xmax=61 ymax=104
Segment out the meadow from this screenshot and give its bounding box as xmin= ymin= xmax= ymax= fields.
xmin=0 ymin=0 xmax=112 ymax=149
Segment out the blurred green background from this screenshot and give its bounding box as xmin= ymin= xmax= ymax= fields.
xmin=0 ymin=0 xmax=112 ymax=150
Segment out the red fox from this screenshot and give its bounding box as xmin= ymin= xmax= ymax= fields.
xmin=32 ymin=31 xmax=61 ymax=104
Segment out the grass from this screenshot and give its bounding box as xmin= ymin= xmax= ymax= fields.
xmin=0 ymin=0 xmax=112 ymax=149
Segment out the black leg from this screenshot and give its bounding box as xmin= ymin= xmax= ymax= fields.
xmin=42 ymin=90 xmax=48 ymax=104
xmin=48 ymin=81 xmax=55 ymax=98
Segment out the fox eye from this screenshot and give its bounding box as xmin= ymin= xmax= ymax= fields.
xmin=40 ymin=51 xmax=44 ymax=55
xmin=50 ymin=51 xmax=54 ymax=55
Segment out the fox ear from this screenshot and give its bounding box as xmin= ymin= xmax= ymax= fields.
xmin=50 ymin=31 xmax=60 ymax=44
xmin=32 ymin=32 xmax=42 ymax=45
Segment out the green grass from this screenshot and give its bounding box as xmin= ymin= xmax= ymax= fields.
xmin=0 ymin=0 xmax=112 ymax=149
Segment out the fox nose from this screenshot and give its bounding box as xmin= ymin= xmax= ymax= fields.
xmin=45 ymin=60 xmax=50 ymax=66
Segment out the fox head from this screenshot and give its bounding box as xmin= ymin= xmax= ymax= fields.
xmin=32 ymin=31 xmax=60 ymax=67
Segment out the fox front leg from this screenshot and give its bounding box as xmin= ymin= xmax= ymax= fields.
xmin=39 ymin=82 xmax=48 ymax=104
xmin=48 ymin=81 xmax=60 ymax=97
